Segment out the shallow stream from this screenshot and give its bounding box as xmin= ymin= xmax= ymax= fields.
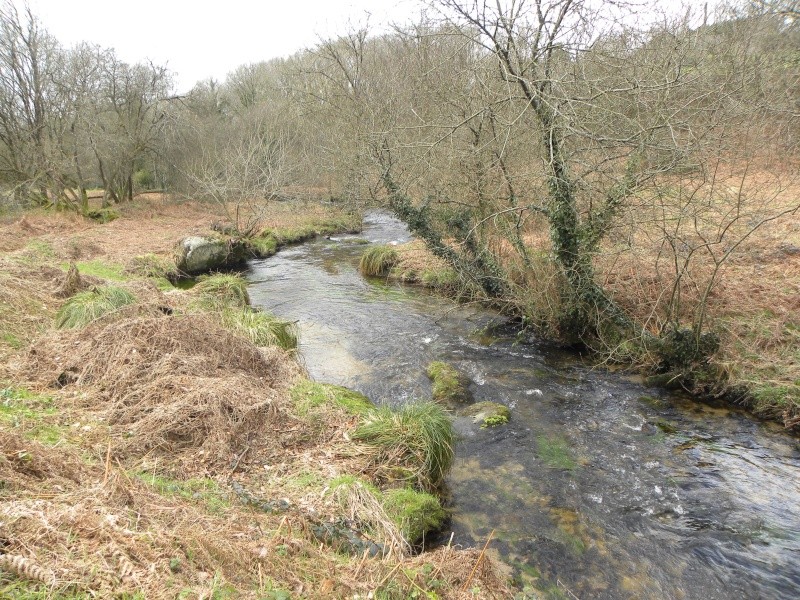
xmin=246 ymin=212 xmax=800 ymax=599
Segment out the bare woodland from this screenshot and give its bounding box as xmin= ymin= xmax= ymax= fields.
xmin=1 ymin=0 xmax=798 ymax=415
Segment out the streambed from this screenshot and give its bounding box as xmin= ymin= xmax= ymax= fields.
xmin=246 ymin=212 xmax=800 ymax=599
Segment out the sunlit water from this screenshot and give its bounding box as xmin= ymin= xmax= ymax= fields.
xmin=247 ymin=212 xmax=800 ymax=599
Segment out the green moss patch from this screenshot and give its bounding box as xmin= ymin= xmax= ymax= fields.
xmin=382 ymin=487 xmax=447 ymax=543
xmin=462 ymin=401 xmax=511 ymax=428
xmin=291 ymin=381 xmax=373 ymax=415
xmin=72 ymin=260 xmax=127 ymax=281
xmin=536 ymin=435 xmax=578 ymax=471
xmin=426 ymin=361 xmax=470 ymax=403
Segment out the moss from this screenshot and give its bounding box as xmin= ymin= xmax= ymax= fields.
xmin=193 ymin=273 xmax=250 ymax=309
xmin=353 ymin=402 xmax=455 ymax=490
xmin=359 ymin=245 xmax=399 ymax=277
xmin=382 ymin=487 xmax=447 ymax=543
xmin=84 ymin=208 xmax=119 ymax=223
xmin=536 ymin=435 xmax=578 ymax=471
xmin=461 ymin=401 xmax=510 ymax=428
xmin=219 ymin=307 xmax=298 ymax=350
xmin=291 ymin=381 xmax=373 ymax=415
xmin=55 ymin=285 xmax=137 ymax=329
xmin=426 ymin=361 xmax=470 ymax=403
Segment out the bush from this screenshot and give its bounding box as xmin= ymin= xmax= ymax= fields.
xmin=193 ymin=273 xmax=250 ymax=309
xmin=359 ymin=245 xmax=399 ymax=277
xmin=220 ymin=307 xmax=298 ymax=351
xmin=55 ymin=286 xmax=137 ymax=329
xmin=353 ymin=402 xmax=454 ymax=490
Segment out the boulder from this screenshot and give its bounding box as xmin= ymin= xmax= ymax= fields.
xmin=175 ymin=236 xmax=246 ymax=276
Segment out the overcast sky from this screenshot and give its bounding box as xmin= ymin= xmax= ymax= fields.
xmin=26 ymin=0 xmax=418 ymax=93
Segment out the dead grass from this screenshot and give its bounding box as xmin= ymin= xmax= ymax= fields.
xmin=0 ymin=197 xmax=513 ymax=598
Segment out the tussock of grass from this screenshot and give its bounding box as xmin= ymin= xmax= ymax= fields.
xmin=55 ymin=286 xmax=137 ymax=329
xmin=359 ymin=245 xmax=399 ymax=277
xmin=126 ymin=253 xmax=177 ymax=281
xmin=426 ymin=361 xmax=470 ymax=403
xmin=247 ymin=232 xmax=278 ymax=257
xmin=353 ymin=402 xmax=454 ymax=491
xmin=382 ymin=487 xmax=447 ymax=544
xmin=193 ymin=273 xmax=250 ymax=308
xmin=291 ymin=381 xmax=372 ymax=415
xmin=221 ymin=307 xmax=298 ymax=351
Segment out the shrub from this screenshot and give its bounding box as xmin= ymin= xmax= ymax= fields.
xmin=193 ymin=273 xmax=250 ymax=309
xmin=55 ymin=286 xmax=136 ymax=329
xmin=359 ymin=245 xmax=399 ymax=277
xmin=353 ymin=402 xmax=454 ymax=490
xmin=221 ymin=307 xmax=298 ymax=351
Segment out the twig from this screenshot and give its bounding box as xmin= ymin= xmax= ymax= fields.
xmin=461 ymin=529 xmax=494 ymax=592
xmin=374 ymin=562 xmax=402 ymax=591
xmin=270 ymin=515 xmax=288 ymax=544
xmin=102 ymin=440 xmax=112 ymax=486
xmin=557 ymin=578 xmax=581 ymax=600
xmin=228 ymin=445 xmax=250 ymax=477
xmin=354 ymin=547 xmax=370 ymax=579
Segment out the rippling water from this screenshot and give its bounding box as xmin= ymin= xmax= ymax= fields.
xmin=247 ymin=212 xmax=800 ymax=599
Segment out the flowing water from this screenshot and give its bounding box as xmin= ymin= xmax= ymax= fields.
xmin=246 ymin=212 xmax=800 ymax=600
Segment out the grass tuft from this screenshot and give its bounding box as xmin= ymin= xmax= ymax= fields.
xmin=382 ymin=487 xmax=447 ymax=544
xmin=55 ymin=286 xmax=137 ymax=329
xmin=353 ymin=402 xmax=454 ymax=490
xmin=220 ymin=307 xmax=298 ymax=351
xmin=193 ymin=273 xmax=250 ymax=309
xmin=359 ymin=245 xmax=399 ymax=277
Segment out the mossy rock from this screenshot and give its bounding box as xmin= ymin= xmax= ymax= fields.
xmin=461 ymin=401 xmax=510 ymax=428
xmin=382 ymin=487 xmax=447 ymax=543
xmin=291 ymin=381 xmax=373 ymax=415
xmin=84 ymin=208 xmax=119 ymax=223
xmin=175 ymin=235 xmax=248 ymax=275
xmin=426 ymin=361 xmax=471 ymax=403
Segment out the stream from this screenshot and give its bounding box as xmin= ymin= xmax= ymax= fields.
xmin=246 ymin=212 xmax=800 ymax=600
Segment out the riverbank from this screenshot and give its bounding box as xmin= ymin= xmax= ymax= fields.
xmin=0 ymin=198 xmax=513 ymax=598
xmin=365 ymin=224 xmax=800 ymax=432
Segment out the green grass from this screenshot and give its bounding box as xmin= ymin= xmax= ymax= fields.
xmin=126 ymin=253 xmax=177 ymax=281
xmin=55 ymin=285 xmax=137 ymax=329
xmin=133 ymin=472 xmax=230 ymax=514
xmin=382 ymin=487 xmax=447 ymax=543
xmin=290 ymin=381 xmax=373 ymax=416
xmin=359 ymin=245 xmax=399 ymax=277
xmin=353 ymin=402 xmax=455 ymax=490
xmin=246 ymin=233 xmax=278 ymax=257
xmin=220 ymin=307 xmax=298 ymax=350
xmin=426 ymin=361 xmax=469 ymax=403
xmin=0 ymin=386 xmax=63 ymax=445
xmin=193 ymin=273 xmax=250 ymax=309
xmin=72 ymin=260 xmax=127 ymax=281
xmin=0 ymin=574 xmax=92 ymax=599
xmin=536 ymin=435 xmax=578 ymax=471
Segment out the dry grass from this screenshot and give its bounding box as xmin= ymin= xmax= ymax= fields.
xmin=0 ymin=197 xmax=514 ymax=598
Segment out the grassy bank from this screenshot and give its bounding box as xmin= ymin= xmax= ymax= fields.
xmin=359 ymin=199 xmax=800 ymax=432
xmin=0 ymin=199 xmax=513 ymax=599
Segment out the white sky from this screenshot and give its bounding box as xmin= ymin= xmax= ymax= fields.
xmin=26 ymin=0 xmax=418 ymax=93
xmin=24 ymin=0 xmax=696 ymax=94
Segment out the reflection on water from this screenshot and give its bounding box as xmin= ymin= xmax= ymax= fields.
xmin=247 ymin=212 xmax=800 ymax=600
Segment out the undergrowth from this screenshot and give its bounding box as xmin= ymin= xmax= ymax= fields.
xmin=55 ymin=286 xmax=137 ymax=329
